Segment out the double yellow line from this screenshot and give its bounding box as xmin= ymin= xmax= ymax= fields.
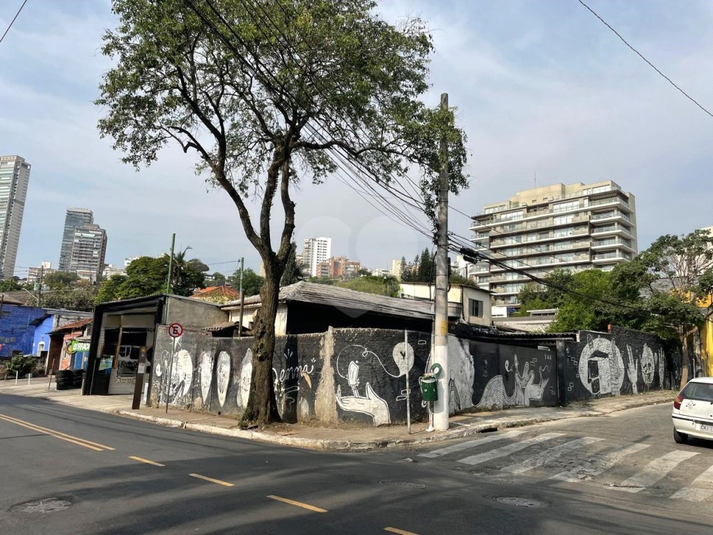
xmin=0 ymin=412 xmax=114 ymax=452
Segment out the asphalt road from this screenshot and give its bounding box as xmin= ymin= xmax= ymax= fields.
xmin=1 ymin=394 xmax=711 ymax=535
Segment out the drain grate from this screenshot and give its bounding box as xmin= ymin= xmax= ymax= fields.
xmin=496 ymin=497 xmax=548 ymax=508
xmin=11 ymin=497 xmax=73 ymax=514
xmin=380 ymin=480 xmax=426 ymax=489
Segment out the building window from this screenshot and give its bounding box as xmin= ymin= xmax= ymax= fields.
xmin=469 ymin=298 xmax=484 ymax=318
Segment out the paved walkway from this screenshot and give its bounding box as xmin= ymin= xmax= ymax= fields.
xmin=0 ymin=378 xmax=676 ymax=451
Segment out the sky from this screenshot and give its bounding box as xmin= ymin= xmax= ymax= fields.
xmin=2 ymin=0 xmax=713 ymax=278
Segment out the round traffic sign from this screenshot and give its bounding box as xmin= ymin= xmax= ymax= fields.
xmin=168 ymin=322 xmax=184 ymax=338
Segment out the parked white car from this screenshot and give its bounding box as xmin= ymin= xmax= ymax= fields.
xmin=672 ymin=377 xmax=713 ymax=444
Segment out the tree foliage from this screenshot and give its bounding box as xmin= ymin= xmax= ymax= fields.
xmin=96 ymin=0 xmax=468 ymax=425
xmin=95 ymin=253 xmax=206 ymax=303
xmin=621 ymin=231 xmax=713 ymax=384
xmin=0 ymin=278 xmax=21 ymax=292
xmin=43 ymin=279 xmax=99 ymax=312
xmin=230 ymin=267 xmax=264 ymax=297
xmin=514 ymin=230 xmax=713 ymax=385
xmin=337 ymin=275 xmax=400 ymax=297
xmin=401 ymin=248 xmax=435 ymax=282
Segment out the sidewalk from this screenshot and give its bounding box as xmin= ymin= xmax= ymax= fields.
xmin=0 ymin=379 xmax=676 ymax=451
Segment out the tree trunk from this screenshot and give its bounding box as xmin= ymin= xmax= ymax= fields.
xmin=240 ymin=263 xmax=282 ymax=427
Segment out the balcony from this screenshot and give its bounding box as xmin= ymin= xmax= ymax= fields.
xmin=591 ymin=223 xmax=633 ymax=238
xmin=590 ymin=210 xmax=631 ymax=223
xmin=592 ymin=251 xmax=631 ymax=263
xmin=591 ymin=238 xmax=635 ymax=253
xmin=489 ymin=253 xmax=591 ymax=272
xmin=588 ymin=196 xmax=631 ymax=212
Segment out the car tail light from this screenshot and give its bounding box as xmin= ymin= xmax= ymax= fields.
xmin=674 ymin=394 xmax=684 ymax=410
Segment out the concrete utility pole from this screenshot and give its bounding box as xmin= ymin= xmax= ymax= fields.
xmin=165 ymin=233 xmax=176 ymax=294
xmin=433 ymin=93 xmax=450 ymax=431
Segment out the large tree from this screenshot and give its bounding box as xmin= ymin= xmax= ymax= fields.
xmin=96 ymin=0 xmax=467 ymax=425
xmin=619 ymin=231 xmax=713 ymax=385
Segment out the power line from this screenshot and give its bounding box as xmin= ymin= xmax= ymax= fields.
xmin=578 ymin=0 xmax=713 ymax=120
xmin=0 ymin=0 xmax=28 ymax=45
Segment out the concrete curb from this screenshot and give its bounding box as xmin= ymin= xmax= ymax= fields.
xmin=112 ymin=394 xmax=674 ymax=452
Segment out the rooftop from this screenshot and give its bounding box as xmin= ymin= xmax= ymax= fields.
xmin=222 ymin=281 xmax=436 ymax=321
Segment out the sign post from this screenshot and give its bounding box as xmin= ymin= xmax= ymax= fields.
xmin=132 ymin=346 xmax=148 ymax=410
xmin=165 ymin=323 xmax=183 ymax=413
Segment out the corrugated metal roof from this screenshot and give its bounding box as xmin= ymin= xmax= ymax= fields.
xmin=50 ymin=317 xmax=92 ymax=335
xmin=222 ymin=281 xmax=436 ymax=320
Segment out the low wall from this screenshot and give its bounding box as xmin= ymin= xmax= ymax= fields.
xmin=559 ymin=327 xmax=669 ymax=404
xmin=150 ymin=325 xmax=674 ymax=426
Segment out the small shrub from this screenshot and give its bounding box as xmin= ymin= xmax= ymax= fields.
xmin=6 ymin=355 xmax=35 ymax=377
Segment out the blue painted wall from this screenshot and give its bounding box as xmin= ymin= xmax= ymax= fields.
xmin=32 ymin=315 xmax=53 ymax=356
xmin=0 ymin=304 xmax=47 ymax=357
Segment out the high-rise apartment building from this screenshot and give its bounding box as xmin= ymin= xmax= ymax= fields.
xmin=0 ymin=155 xmax=31 ymax=278
xmin=59 ymin=208 xmax=94 ymax=271
xmin=302 ymin=237 xmax=332 ymax=277
xmin=470 ymin=181 xmax=637 ymax=308
xmin=67 ymin=223 xmax=107 ymax=281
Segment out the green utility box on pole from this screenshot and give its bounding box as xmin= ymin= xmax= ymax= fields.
xmin=420 ymin=375 xmax=438 ymax=402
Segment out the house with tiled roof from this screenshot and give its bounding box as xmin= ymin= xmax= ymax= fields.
xmin=191 ymin=285 xmax=240 ymax=305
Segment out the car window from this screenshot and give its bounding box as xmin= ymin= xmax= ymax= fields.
xmin=682 ymin=382 xmax=713 ymax=402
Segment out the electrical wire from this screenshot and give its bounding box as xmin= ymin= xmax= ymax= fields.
xmin=181 ymin=0 xmax=436 ymax=241
xmin=578 ymin=0 xmax=713 ymax=120
xmin=0 ymin=0 xmax=28 ymax=45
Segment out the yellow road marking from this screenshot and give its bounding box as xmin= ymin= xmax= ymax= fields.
xmin=129 ymin=456 xmax=165 ymax=467
xmin=189 ymin=473 xmax=234 ymax=487
xmin=384 ymin=528 xmax=419 ymax=535
xmin=0 ymin=412 xmax=113 ymax=452
xmin=266 ymin=495 xmax=327 ymax=513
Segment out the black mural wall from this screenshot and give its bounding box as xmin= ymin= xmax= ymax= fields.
xmin=447 ymin=337 xmax=558 ymax=411
xmin=151 ymin=330 xmax=323 ymax=423
xmin=149 ymin=325 xmax=675 ymax=426
xmin=331 ymin=328 xmax=431 ymax=425
xmin=559 ymin=326 xmax=670 ymax=404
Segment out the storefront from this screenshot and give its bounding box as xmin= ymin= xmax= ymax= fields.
xmin=84 ymin=294 xmax=227 ymax=397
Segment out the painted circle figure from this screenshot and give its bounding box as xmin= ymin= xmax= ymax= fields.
xmin=216 ymin=351 xmax=231 ymax=407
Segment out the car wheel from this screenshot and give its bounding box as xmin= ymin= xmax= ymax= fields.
xmin=673 ymin=428 xmax=688 ymax=444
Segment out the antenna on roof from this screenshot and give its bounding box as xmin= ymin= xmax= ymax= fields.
xmin=534 ymin=171 xmax=537 ymax=188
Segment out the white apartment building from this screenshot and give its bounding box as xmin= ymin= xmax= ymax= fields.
xmin=469 ymin=181 xmax=637 ymax=308
xmin=0 ymin=155 xmax=31 ymax=278
xmin=302 ymin=237 xmax=331 ymax=277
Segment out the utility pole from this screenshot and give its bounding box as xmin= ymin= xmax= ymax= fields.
xmin=37 ymin=264 xmax=44 ymax=308
xmin=165 ymin=233 xmax=176 ymax=294
xmin=238 ymin=257 xmax=245 ymax=338
xmin=433 ymin=93 xmax=450 ymax=431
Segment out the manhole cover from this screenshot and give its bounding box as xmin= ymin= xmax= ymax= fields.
xmin=380 ymin=480 xmax=426 ymax=489
xmin=496 ymin=497 xmax=548 ymax=508
xmin=11 ymin=497 xmax=72 ymax=514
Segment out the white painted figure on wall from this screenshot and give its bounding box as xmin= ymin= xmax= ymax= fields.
xmin=446 ymin=337 xmax=475 ymax=413
xmin=199 ymin=351 xmax=213 ymax=403
xmin=335 ymin=343 xmax=416 ymax=426
xmin=237 ymin=349 xmax=252 ymax=409
xmin=476 ymin=354 xmax=550 ymax=410
xmin=216 ymin=351 xmax=231 ymax=407
xmin=578 ymin=336 xmax=624 ymax=396
xmin=169 ymin=349 xmax=193 ymax=403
